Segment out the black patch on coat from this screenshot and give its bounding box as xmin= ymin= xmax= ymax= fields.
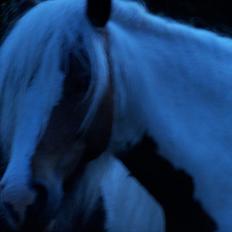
xmin=119 ymin=135 xmax=217 ymax=232
xmin=87 ymin=0 xmax=111 ymax=27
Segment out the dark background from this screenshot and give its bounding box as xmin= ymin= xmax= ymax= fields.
xmin=145 ymin=0 xmax=232 ymax=35
xmin=1 ymin=0 xmax=232 ymax=40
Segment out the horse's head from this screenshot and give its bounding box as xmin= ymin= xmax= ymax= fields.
xmin=0 ymin=0 xmax=112 ymax=230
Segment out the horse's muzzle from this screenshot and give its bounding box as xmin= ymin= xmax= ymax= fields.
xmin=0 ymin=180 xmax=62 ymax=231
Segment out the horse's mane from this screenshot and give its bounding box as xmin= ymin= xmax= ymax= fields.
xmin=0 ymin=0 xmax=109 ymax=156
xmin=0 ymin=1 xmax=111 ymax=219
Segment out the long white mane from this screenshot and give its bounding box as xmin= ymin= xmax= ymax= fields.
xmin=0 ymin=0 xmax=109 ymax=189
xmin=0 ymin=0 xmax=110 ymax=155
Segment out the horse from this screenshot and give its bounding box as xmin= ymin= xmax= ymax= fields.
xmin=1 ymin=0 xmax=232 ymax=231
xmin=0 ymin=0 xmax=164 ymax=231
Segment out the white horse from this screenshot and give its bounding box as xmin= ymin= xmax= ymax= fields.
xmin=1 ymin=0 xmax=232 ymax=231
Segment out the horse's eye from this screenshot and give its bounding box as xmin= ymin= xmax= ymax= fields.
xmin=64 ymin=52 xmax=91 ymax=98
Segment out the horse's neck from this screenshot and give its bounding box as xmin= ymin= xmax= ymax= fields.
xmin=110 ymin=6 xmax=232 ymax=228
xmin=111 ymin=6 xmax=232 ymax=161
xmin=135 ymin=21 xmax=232 ymax=170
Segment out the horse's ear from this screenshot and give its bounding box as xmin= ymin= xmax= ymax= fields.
xmin=87 ymin=0 xmax=111 ymax=27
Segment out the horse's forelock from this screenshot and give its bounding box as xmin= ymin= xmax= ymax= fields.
xmin=0 ymin=0 xmax=110 ymax=153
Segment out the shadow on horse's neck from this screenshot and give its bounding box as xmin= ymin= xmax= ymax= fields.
xmin=118 ymin=135 xmax=217 ymax=232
